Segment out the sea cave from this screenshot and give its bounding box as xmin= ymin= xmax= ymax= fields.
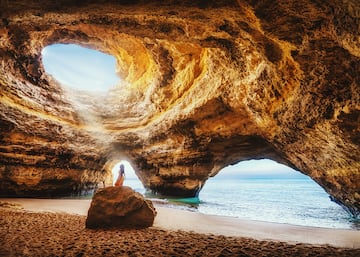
xmin=0 ymin=0 xmax=359 ymax=217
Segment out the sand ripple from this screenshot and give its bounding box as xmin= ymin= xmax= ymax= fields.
xmin=0 ymin=208 xmax=359 ymax=257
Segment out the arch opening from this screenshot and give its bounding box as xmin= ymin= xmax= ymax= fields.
xmin=41 ymin=43 xmax=120 ymax=93
xmin=197 ymin=159 xmax=358 ymax=229
xmin=111 ymin=160 xmax=145 ymax=194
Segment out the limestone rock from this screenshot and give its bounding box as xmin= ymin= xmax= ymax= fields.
xmin=86 ymin=186 xmax=156 ymax=229
xmin=0 ymin=0 xmax=359 ymax=216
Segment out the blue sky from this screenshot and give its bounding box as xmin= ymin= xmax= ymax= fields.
xmin=42 ymin=44 xmax=302 ymax=179
xmin=215 ymin=159 xmax=304 ymax=179
xmin=41 ymin=44 xmax=119 ymax=92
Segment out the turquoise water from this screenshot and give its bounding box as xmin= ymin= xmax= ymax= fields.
xmin=125 ymin=177 xmax=359 ymax=230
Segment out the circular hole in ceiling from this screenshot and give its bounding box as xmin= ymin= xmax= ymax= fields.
xmin=41 ymin=43 xmax=119 ymax=92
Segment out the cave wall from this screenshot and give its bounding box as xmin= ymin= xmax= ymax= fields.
xmin=0 ymin=0 xmax=359 ymax=215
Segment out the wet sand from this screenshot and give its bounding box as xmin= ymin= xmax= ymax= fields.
xmin=0 ymin=199 xmax=359 ymax=256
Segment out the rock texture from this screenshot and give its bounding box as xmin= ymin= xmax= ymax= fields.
xmin=0 ymin=1 xmax=359 ymax=215
xmin=86 ymin=186 xmax=156 ymax=229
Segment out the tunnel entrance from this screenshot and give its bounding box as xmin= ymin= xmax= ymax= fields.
xmin=41 ymin=43 xmax=119 ymax=92
xmin=111 ymin=160 xmax=145 ymax=193
xmin=197 ymin=159 xmax=355 ymax=229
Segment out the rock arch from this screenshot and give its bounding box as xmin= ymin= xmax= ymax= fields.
xmin=0 ymin=0 xmax=359 ymax=216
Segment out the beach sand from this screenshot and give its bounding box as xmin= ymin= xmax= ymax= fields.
xmin=0 ymin=198 xmax=359 ymax=256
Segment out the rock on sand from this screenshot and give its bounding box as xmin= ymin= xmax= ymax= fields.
xmin=86 ymin=186 xmax=156 ymax=229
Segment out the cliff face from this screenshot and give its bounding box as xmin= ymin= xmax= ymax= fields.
xmin=0 ymin=0 xmax=359 ymax=215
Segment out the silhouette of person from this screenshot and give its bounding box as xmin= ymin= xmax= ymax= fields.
xmin=115 ymin=164 xmax=125 ymax=186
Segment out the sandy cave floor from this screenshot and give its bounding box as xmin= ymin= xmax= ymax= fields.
xmin=0 ymin=201 xmax=359 ymax=257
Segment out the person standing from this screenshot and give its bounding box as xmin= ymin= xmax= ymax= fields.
xmin=115 ymin=164 xmax=125 ymax=186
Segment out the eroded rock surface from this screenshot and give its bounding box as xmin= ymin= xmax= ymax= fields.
xmin=86 ymin=186 xmax=156 ymax=229
xmin=0 ymin=0 xmax=359 ymax=215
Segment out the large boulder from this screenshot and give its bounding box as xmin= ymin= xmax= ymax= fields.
xmin=86 ymin=186 xmax=156 ymax=229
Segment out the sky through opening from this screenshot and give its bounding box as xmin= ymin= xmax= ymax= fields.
xmin=41 ymin=44 xmax=119 ymax=92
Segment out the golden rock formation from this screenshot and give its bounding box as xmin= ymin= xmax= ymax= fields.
xmin=0 ymin=0 xmax=359 ymax=216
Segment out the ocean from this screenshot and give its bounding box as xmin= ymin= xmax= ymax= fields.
xmin=124 ymin=177 xmax=360 ymax=230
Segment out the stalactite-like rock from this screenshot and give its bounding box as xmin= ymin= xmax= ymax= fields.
xmin=0 ymin=0 xmax=359 ymax=216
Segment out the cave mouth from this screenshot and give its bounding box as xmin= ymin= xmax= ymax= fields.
xmin=196 ymin=159 xmax=355 ymax=229
xmin=41 ymin=43 xmax=119 ymax=93
xmin=111 ymin=160 xmax=145 ymax=193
